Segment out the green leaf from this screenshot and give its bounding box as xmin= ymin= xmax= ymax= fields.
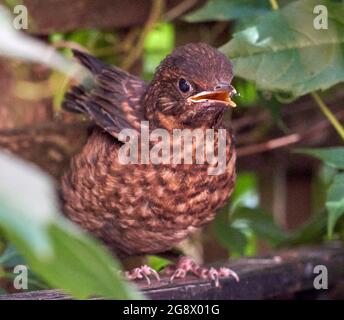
xmin=278 ymin=211 xmax=327 ymax=247
xmin=232 ymin=207 xmax=287 ymax=245
xmin=0 ymin=245 xmax=25 ymax=267
xmin=0 ymin=245 xmax=49 ymax=290
xmin=232 ymin=80 xmax=258 ymax=107
xmin=216 ymin=225 xmax=248 ymax=256
xmin=220 ymin=0 xmax=344 ymax=96
xmin=3 ymin=0 xmax=20 ymax=9
xmin=0 ymin=152 xmax=59 ymax=257
xmin=231 ymin=172 xmax=258 ymax=209
xmin=0 ymin=152 xmax=142 ymax=299
xmin=296 ymin=147 xmax=344 ymax=169
xmin=144 ymin=23 xmax=175 ymax=79
xmin=213 ymin=210 xmax=247 ymax=255
xmin=260 ymin=93 xmax=289 ymax=132
xmin=184 ymin=0 xmax=270 ymax=22
xmin=326 ymin=173 xmax=344 ymax=238
xmin=147 ymin=255 xmax=171 ymax=271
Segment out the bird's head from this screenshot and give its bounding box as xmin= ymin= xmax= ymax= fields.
xmin=144 ymin=43 xmax=237 ymax=130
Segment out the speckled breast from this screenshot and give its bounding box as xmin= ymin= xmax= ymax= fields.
xmin=61 ymin=128 xmax=236 ymax=256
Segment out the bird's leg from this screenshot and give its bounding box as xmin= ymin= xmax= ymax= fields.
xmin=124 ymin=265 xmax=160 ymax=285
xmin=163 ymin=256 xmax=239 ymax=288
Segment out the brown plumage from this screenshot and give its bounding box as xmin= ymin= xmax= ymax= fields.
xmin=61 ymin=43 xmax=238 ymax=282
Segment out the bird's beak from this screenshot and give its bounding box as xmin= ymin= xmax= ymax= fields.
xmin=188 ymin=84 xmax=238 ymax=108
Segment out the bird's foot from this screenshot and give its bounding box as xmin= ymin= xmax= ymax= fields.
xmin=125 ymin=265 xmax=160 ymax=285
xmin=164 ymin=256 xmax=239 ymax=288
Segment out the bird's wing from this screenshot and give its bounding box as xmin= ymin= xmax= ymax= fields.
xmin=63 ymin=50 xmax=147 ymax=139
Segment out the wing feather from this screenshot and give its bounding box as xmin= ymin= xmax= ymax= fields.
xmin=62 ymin=50 xmax=147 ymax=139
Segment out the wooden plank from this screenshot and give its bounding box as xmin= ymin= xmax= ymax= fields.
xmin=0 ymin=244 xmax=343 ymax=300
xmin=22 ymin=0 xmax=204 ymax=34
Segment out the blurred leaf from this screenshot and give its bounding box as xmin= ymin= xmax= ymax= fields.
xmin=144 ymin=23 xmax=174 ymax=79
xmin=213 ymin=210 xmax=247 ymax=255
xmin=312 ymin=165 xmax=335 ymax=214
xmin=185 ymin=0 xmax=270 ymax=22
xmin=0 ymin=6 xmax=91 ymax=83
xmin=221 ymin=0 xmax=344 ymax=96
xmin=0 ymin=245 xmax=25 ymax=267
xmin=231 ymin=172 xmax=258 ymax=210
xmin=49 ymin=32 xmax=64 ymax=43
xmin=279 ymin=211 xmax=327 ymax=247
xmin=50 ymin=71 xmax=70 ymax=111
xmin=4 ymin=0 xmax=20 ymax=8
xmin=66 ymin=29 xmax=100 ymax=47
xmin=232 ymin=207 xmax=287 ymax=245
xmin=145 ymin=23 xmax=174 ymax=52
xmin=0 ymin=270 xmax=49 ymax=291
xmin=296 ymin=147 xmax=344 ymax=169
xmin=233 ymin=80 xmax=258 ymax=106
xmin=0 ymin=245 xmax=49 ymax=290
xmin=0 ymin=153 xmax=59 ymax=257
xmin=147 ymin=255 xmax=171 ymax=271
xmin=65 ymin=29 xmax=118 ymax=52
xmin=0 ymin=152 xmax=142 ymax=299
xmin=337 ymin=216 xmax=344 ymax=242
xmin=216 ymin=225 xmax=247 ymax=256
xmin=326 ymin=173 xmax=344 ymax=238
xmin=260 ymin=93 xmax=289 ymax=132
xmin=319 ymin=165 xmax=338 ymax=186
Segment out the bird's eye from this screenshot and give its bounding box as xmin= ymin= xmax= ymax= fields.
xmin=178 ymin=78 xmax=191 ymax=93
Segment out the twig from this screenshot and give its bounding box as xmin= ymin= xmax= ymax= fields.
xmin=232 ymin=111 xmax=269 ymax=132
xmin=237 ymin=133 xmax=300 ymax=157
xmin=236 ymin=110 xmax=344 ymax=157
xmin=311 ymin=92 xmax=344 ymax=141
xmin=269 ymin=0 xmax=279 ymax=10
xmin=164 ymin=0 xmax=199 ymax=22
xmin=121 ymin=28 xmax=141 ymax=53
xmin=121 ymin=0 xmax=164 ymax=71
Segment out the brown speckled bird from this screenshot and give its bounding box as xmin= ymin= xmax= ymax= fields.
xmin=61 ymin=43 xmax=238 ymax=286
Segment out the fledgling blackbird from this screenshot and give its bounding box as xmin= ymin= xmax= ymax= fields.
xmin=61 ymin=43 xmax=238 ymax=286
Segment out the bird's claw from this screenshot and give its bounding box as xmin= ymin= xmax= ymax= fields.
xmin=164 ymin=257 xmax=239 ymax=288
xmin=125 ymin=265 xmax=160 ymax=285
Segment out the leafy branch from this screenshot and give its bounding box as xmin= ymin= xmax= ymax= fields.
xmin=243 ymin=0 xmax=344 ymax=175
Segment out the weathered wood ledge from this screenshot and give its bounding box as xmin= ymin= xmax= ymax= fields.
xmin=1 ymin=243 xmax=343 ymax=300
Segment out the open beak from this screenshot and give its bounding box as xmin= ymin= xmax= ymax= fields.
xmin=188 ymin=84 xmax=238 ymax=108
